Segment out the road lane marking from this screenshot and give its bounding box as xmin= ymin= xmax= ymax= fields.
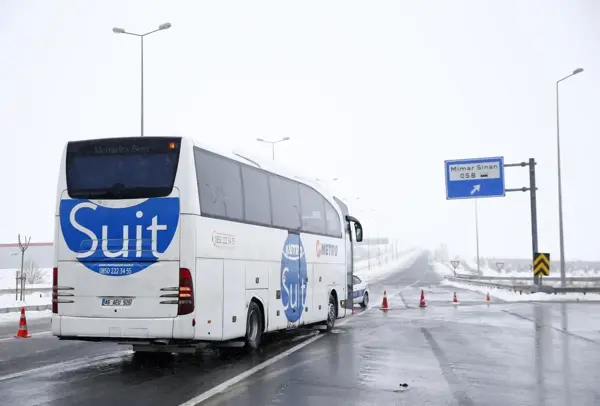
xmin=178 ymin=334 xmax=324 ymax=406
xmin=421 ymin=327 xmax=475 ymax=406
xmin=180 ymin=305 xmax=374 ymax=406
xmin=0 ymin=331 xmax=52 ymax=342
xmin=0 ymin=350 xmax=131 ymax=382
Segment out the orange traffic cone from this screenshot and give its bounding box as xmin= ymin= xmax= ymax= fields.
xmin=486 ymin=293 xmax=491 ymax=304
xmin=452 ymin=292 xmax=459 ymax=305
xmin=419 ymin=289 xmax=427 ymax=308
xmin=380 ymin=291 xmax=390 ymax=311
xmin=14 ymin=307 xmax=31 ymax=338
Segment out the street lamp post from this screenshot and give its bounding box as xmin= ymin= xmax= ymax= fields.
xmin=112 ymin=23 xmax=172 ymax=137
xmin=556 ymin=68 xmax=584 ymax=287
xmin=256 ymin=137 xmax=290 ymax=160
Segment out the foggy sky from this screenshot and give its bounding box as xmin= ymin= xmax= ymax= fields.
xmin=1 ymin=0 xmax=598 ymax=260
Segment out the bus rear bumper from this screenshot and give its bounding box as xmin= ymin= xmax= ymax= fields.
xmin=52 ymin=315 xmax=189 ymax=340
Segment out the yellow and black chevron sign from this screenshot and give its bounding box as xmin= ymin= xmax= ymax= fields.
xmin=533 ymin=252 xmax=550 ymax=276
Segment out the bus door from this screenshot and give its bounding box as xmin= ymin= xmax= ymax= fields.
xmin=333 ymin=197 xmax=354 ymax=313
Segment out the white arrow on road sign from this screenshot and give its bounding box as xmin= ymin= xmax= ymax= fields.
xmin=470 ymin=185 xmax=481 ymax=195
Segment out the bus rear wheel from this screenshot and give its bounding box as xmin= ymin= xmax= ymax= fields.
xmin=245 ymin=301 xmax=263 ymax=350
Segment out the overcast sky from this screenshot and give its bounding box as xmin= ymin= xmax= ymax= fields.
xmin=1 ymin=0 xmax=598 ymax=261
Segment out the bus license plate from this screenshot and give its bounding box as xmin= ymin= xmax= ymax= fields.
xmin=101 ymin=298 xmax=133 ymax=307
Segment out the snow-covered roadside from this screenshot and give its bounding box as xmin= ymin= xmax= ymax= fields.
xmin=0 ymin=290 xmax=52 ymax=309
xmin=0 ymin=268 xmax=52 ymax=290
xmin=440 ymin=278 xmax=600 ymax=302
xmin=355 ymin=248 xmax=422 ymax=283
xmin=431 ymin=262 xmax=455 ymax=278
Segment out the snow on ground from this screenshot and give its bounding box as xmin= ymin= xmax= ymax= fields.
xmin=440 ymin=278 xmax=600 ymax=302
xmin=458 ymin=266 xmax=600 ymax=280
xmin=0 ymin=268 xmax=52 ymax=290
xmin=354 ymin=248 xmax=422 ymax=283
xmin=0 ymin=290 xmax=52 ymax=309
xmin=454 ymin=258 xmax=600 ymax=278
xmin=431 ymin=262 xmax=455 ymax=278
xmin=0 ymin=309 xmax=52 ymax=325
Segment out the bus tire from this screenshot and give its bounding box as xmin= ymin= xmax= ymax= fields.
xmin=245 ymin=301 xmax=263 ymax=350
xmin=325 ymin=293 xmax=337 ymax=331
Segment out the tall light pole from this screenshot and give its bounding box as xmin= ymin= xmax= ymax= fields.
xmin=256 ymin=137 xmax=290 ymax=160
xmin=112 ymin=23 xmax=172 ymax=137
xmin=556 ymin=67 xmax=583 ymax=287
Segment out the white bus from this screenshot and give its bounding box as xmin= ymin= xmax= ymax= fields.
xmin=52 ymin=136 xmax=363 ymax=353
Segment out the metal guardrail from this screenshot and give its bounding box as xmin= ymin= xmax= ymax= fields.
xmin=454 ymin=274 xmax=600 ymax=282
xmin=0 ymin=304 xmax=52 ymax=314
xmin=0 ymin=287 xmax=52 ymax=295
xmin=448 ymin=277 xmax=600 ymax=295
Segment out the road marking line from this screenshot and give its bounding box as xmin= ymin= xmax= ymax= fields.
xmin=178 ymin=334 xmax=323 ymax=406
xmin=0 ymin=331 xmax=51 ymax=342
xmin=0 ymin=350 xmax=130 ymax=382
xmin=179 ymin=306 xmax=372 ymax=406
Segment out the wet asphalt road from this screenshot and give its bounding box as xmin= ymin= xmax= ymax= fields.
xmin=2 ymin=252 xmax=600 ymax=405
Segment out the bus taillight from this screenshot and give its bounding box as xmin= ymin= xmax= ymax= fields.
xmin=178 ymin=268 xmax=194 ymax=316
xmin=52 ymin=267 xmax=58 ymax=314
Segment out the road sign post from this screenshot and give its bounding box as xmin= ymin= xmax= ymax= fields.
xmin=504 ymin=159 xmax=540 ymax=285
xmin=445 ymin=157 xmax=542 ymax=286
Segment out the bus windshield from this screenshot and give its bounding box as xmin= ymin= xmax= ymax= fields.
xmin=66 ymin=137 xmax=181 ymax=200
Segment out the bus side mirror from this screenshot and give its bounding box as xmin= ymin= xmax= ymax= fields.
xmin=354 ymin=223 xmax=363 ymax=242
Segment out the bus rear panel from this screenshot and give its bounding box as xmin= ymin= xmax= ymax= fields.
xmin=53 ymin=137 xmax=194 ymax=342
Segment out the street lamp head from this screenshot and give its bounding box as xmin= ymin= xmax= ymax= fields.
xmin=112 ymin=27 xmax=126 ymax=34
xmin=256 ymin=138 xmax=264 ymax=142
xmin=159 ymin=22 xmax=172 ymax=30
xmin=573 ymin=68 xmax=584 ymax=75
xmin=282 ymin=137 xmax=290 ymax=141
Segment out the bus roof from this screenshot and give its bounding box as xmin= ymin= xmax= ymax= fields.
xmin=188 ymin=136 xmax=340 ymax=206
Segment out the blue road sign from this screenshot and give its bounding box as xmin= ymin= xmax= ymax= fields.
xmin=444 ymin=156 xmax=505 ymax=200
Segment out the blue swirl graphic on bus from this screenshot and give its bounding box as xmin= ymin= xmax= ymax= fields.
xmin=280 ymin=234 xmax=308 ymax=323
xmin=59 ymin=198 xmax=179 ymax=276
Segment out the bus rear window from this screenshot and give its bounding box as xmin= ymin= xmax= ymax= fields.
xmin=66 ymin=137 xmax=181 ymax=199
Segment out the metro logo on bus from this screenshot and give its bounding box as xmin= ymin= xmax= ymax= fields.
xmin=280 ymin=233 xmax=308 ymax=323
xmin=59 ymin=198 xmax=179 ymax=276
xmin=316 ymin=240 xmax=338 ymax=257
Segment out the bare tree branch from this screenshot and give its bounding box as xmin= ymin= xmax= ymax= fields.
xmin=24 ymin=260 xmax=44 ymax=285
xmin=17 ymin=234 xmax=31 ymax=301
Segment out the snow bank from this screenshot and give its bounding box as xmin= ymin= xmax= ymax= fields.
xmin=0 ymin=268 xmax=52 ymax=290
xmin=0 ymin=290 xmax=52 ymax=309
xmin=355 ymin=248 xmax=422 ymax=282
xmin=432 ymin=262 xmax=455 ymax=278
xmin=441 ymin=279 xmax=600 ymax=302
